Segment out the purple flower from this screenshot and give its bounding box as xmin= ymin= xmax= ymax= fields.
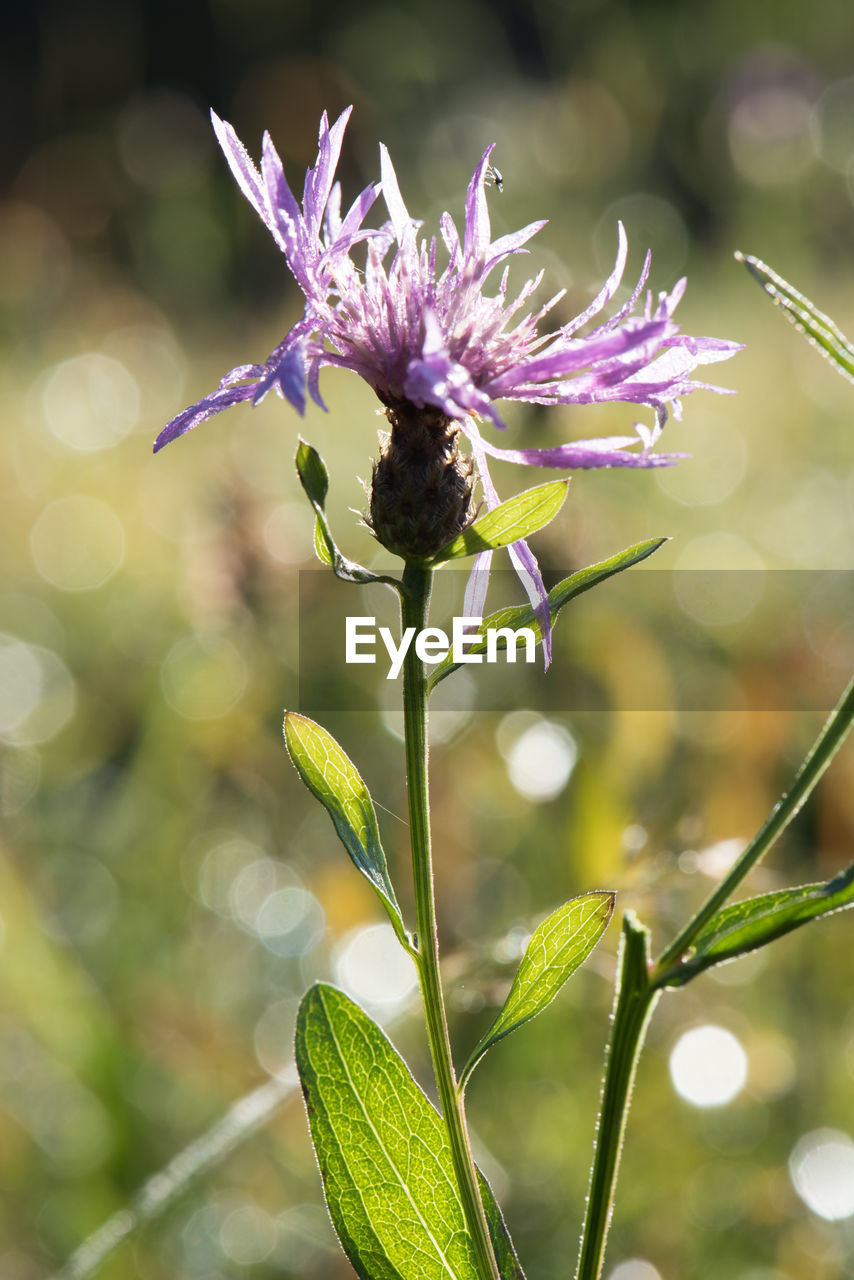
xmin=155 ymin=109 xmax=741 ymax=662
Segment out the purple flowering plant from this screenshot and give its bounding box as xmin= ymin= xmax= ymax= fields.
xmin=155 ymin=106 xmax=738 ymax=661
xmin=143 ymin=110 xmax=854 ymax=1280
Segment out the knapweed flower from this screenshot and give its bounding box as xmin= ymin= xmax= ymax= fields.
xmin=155 ymin=108 xmax=741 ymax=661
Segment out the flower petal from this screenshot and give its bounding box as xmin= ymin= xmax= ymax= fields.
xmin=153 ymin=373 xmax=261 ymax=453
xmin=252 ymin=338 xmax=310 ymax=413
xmin=478 ymin=434 xmax=684 ymax=470
xmin=463 ymin=146 xmax=495 ymax=261
xmin=507 ymin=537 xmax=552 ymax=668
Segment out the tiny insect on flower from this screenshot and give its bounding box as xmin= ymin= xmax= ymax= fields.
xmin=485 ymin=164 xmax=503 ymax=193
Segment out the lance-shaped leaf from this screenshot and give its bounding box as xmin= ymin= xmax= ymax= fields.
xmin=296 ymin=984 xmax=526 ymax=1280
xmin=295 ymin=439 xmax=402 ymax=589
xmin=461 ymin=892 xmax=615 ymax=1088
xmin=428 ymin=537 xmax=666 ymax=692
xmin=283 ymin=713 xmax=407 ymax=948
xmin=661 ymin=862 xmax=854 ymax=987
xmin=432 ymin=479 xmax=568 ymax=563
xmin=736 ymin=252 xmax=854 ymax=385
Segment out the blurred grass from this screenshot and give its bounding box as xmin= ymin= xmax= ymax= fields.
xmin=2 ymin=3 xmax=854 ymax=1279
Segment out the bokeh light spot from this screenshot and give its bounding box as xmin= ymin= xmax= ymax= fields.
xmin=196 ymin=838 xmax=267 ymax=916
xmin=253 ymin=999 xmax=299 ymax=1081
xmin=219 ymin=1203 xmax=277 ymax=1266
xmin=255 ymin=886 xmax=325 ymax=958
xmin=674 ymin=533 xmax=764 ymax=626
xmin=30 ymin=496 xmax=126 ymax=592
xmin=0 ymin=635 xmax=43 ymax=735
xmin=656 ymin=415 xmax=748 ymax=507
xmin=160 ymin=633 xmax=247 ymax=720
xmin=789 ymin=1129 xmax=854 ymax=1220
xmin=596 ymin=193 xmax=688 ymax=280
xmin=41 ymin=352 xmax=140 ymax=452
xmin=729 ymin=84 xmax=814 ymax=186
xmin=335 ymin=924 xmax=418 ymax=1011
xmin=810 ymin=77 xmax=854 ymax=173
xmin=0 ymin=637 xmax=75 ymax=746
xmin=118 ymin=91 xmax=211 ymax=190
xmin=500 ymin=716 xmax=578 ymax=801
xmin=228 ymin=857 xmax=298 ymax=931
xmin=608 ymin=1261 xmax=663 ymax=1280
xmin=669 ymin=1025 xmax=748 ymax=1107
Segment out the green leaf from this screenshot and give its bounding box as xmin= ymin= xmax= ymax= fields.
xmin=432 ymin=480 xmax=568 ymax=563
xmin=736 ymin=252 xmax=854 ymax=384
xmin=428 ymin=537 xmax=667 ymax=691
xmin=296 ymin=984 xmax=526 ymax=1280
xmin=294 ymin=439 xmax=402 ymax=589
xmin=662 ymin=862 xmax=854 ymax=987
xmin=461 ymin=893 xmax=615 ymax=1087
xmin=296 ymin=438 xmax=330 ymax=508
xmin=283 ymin=713 xmax=407 ymax=947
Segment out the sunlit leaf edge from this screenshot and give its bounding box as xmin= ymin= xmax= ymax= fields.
xmin=736 ymin=252 xmax=854 ymax=384
xmin=461 ymin=891 xmax=615 ymax=1087
xmin=663 ymin=861 xmax=854 ymax=986
xmin=283 ymin=712 xmax=407 ymax=945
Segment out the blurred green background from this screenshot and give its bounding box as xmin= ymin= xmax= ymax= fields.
xmin=3 ymin=2 xmax=854 ymax=1278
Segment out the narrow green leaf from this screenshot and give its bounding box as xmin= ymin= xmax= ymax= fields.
xmin=461 ymin=893 xmax=615 ymax=1087
xmin=283 ymin=713 xmax=407 ymax=945
xmin=663 ymin=862 xmax=854 ymax=987
xmin=296 ymin=984 xmax=526 ymax=1280
xmin=294 ymin=439 xmax=402 ymax=590
xmin=736 ymin=252 xmax=854 ymax=384
xmin=433 ymin=480 xmax=568 ymax=563
xmin=428 ymin=537 xmax=667 ymax=691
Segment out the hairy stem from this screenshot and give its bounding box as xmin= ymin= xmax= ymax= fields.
xmin=401 ymin=562 xmax=501 ymax=1280
xmin=654 ymin=671 xmax=854 ymax=983
xmin=575 ymin=913 xmax=658 ymax=1280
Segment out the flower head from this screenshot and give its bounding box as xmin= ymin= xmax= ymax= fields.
xmin=155 ymin=109 xmax=741 ymax=661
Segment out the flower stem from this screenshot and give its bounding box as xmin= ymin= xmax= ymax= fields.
xmin=400 ymin=562 xmax=501 ymax=1280
xmin=653 ymin=671 xmax=854 ymax=984
xmin=574 ymin=913 xmax=659 ymax=1280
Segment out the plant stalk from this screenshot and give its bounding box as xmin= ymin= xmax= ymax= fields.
xmin=653 ymin=671 xmax=854 ymax=983
xmin=400 ymin=562 xmax=502 ymax=1280
xmin=575 ymin=913 xmax=659 ymax=1280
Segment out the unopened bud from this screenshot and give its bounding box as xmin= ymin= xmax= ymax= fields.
xmin=367 ymin=397 xmax=477 ymax=560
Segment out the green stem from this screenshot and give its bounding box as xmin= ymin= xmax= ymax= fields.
xmin=653 ymin=671 xmax=854 ymax=983
xmin=575 ymin=913 xmax=659 ymax=1280
xmin=400 ymin=562 xmax=501 ymax=1280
